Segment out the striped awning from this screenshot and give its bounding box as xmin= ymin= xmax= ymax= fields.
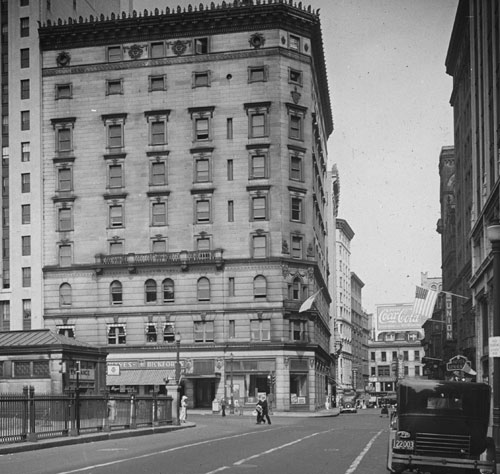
xmin=107 ymin=369 xmax=175 ymax=386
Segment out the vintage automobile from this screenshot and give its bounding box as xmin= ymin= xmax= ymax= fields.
xmin=387 ymin=378 xmax=496 ymax=474
xmin=339 ymin=390 xmax=358 ymax=414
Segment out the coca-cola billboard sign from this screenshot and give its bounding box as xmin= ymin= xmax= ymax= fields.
xmin=376 ymin=304 xmax=422 ymax=332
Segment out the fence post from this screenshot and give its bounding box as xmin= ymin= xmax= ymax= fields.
xmin=69 ymin=390 xmax=78 ymax=436
xmin=103 ymin=391 xmax=111 ymax=432
xmin=152 ymin=391 xmax=159 ymax=426
xmin=27 ymin=386 xmax=37 ymax=442
xmin=21 ymin=386 xmax=28 ymax=440
xmin=129 ymin=394 xmax=137 ymax=429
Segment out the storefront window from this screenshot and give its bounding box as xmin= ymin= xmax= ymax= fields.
xmin=290 ymin=373 xmax=308 ymax=405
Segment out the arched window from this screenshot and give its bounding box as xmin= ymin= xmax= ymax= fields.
xmin=59 ymin=283 xmax=72 ymax=306
xmin=253 ymin=275 xmax=267 ymax=298
xmin=145 ymin=279 xmax=157 ymax=303
xmin=110 ymin=280 xmax=122 ymax=305
xmin=197 ymin=277 xmax=210 ymax=301
xmin=162 ymin=278 xmax=174 ymax=302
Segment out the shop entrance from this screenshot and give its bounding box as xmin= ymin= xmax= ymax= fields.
xmin=194 ymin=379 xmax=215 ymax=408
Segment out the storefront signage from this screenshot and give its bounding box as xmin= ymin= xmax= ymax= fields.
xmin=446 ymin=355 xmax=470 ymax=372
xmin=489 ymin=337 xmax=500 ymax=358
xmin=445 ymin=293 xmax=453 ymax=340
xmin=108 ymin=359 xmax=193 ymax=373
xmin=69 ymin=368 xmax=95 ymax=381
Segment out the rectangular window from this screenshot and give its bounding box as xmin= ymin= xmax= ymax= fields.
xmin=228 ymin=200 xmax=234 ymax=222
xmin=22 ymin=299 xmax=31 ymax=325
xmin=414 ymin=350 xmax=420 ymax=361
xmin=0 ymin=301 xmax=10 ymax=331
xmin=228 ymin=277 xmax=235 ymax=296
xmin=150 ymin=42 xmax=164 ymax=58
xmin=378 ymin=366 xmax=390 ymax=377
xmin=22 ymin=236 xmax=30 ymax=256
xmin=108 ymin=164 xmax=123 ymax=188
xmin=381 ymin=352 xmax=387 ymax=362
xmin=57 ymin=326 xmax=75 ymax=338
xmin=163 ymin=323 xmax=175 ymax=342
xmin=291 ymin=235 xmax=303 ymax=259
xmin=107 ymin=46 xmax=122 ymax=62
xmin=415 ymin=366 xmax=420 ymax=376
xmin=21 ymin=173 xmax=30 ymax=193
xmin=289 ymin=68 xmax=303 ymax=85
xmin=56 ymin=83 xmax=72 ymax=99
xmin=21 ymin=0 xmax=30 ymax=6
xmin=21 ymin=142 xmax=30 ymax=162
xmin=291 ymin=197 xmax=303 ymax=222
xmin=20 ymin=79 xmax=30 ymax=100
xmin=20 ymin=17 xmax=29 ymax=37
xmin=152 ymin=239 xmax=166 ymax=253
xmin=107 ymin=325 xmax=126 ymax=344
xmin=197 ymin=237 xmax=210 ymax=251
xmin=194 ymin=321 xmax=214 ymax=342
xmin=251 ymin=319 xmax=270 ymax=341
xmin=403 ymin=351 xmax=409 ymax=361
xmin=109 ymin=204 xmax=123 ymax=228
xmin=2 ymin=177 xmax=8 ymax=196
xmin=248 ymin=66 xmax=266 ymax=82
xmin=145 ymin=324 xmax=157 ymax=343
xmin=370 ymin=352 xmax=375 ymax=361
xmin=109 ymin=241 xmax=123 ymax=255
xmin=290 ymin=320 xmax=307 ymax=341
xmin=58 ymin=208 xmax=72 ymax=231
xmin=59 ymin=244 xmax=72 ymax=266
xmin=289 ymin=34 xmax=300 ymax=50
xmin=194 ymin=37 xmax=208 ymax=54
xmin=20 ymin=48 xmax=29 ymax=68
xmin=289 ymin=115 xmax=302 ymax=140
xmin=150 ymin=120 xmax=166 ymax=145
xmin=58 ymin=168 xmax=72 ymax=191
xmin=252 ymin=196 xmax=267 ymax=220
xmin=226 ymin=118 xmax=233 ymax=139
xmin=250 ymin=154 xmax=266 ymax=179
xmin=21 ymin=110 xmax=30 ymax=130
xmin=149 ymin=75 xmax=165 ymax=91
xmin=22 ymin=204 xmax=30 ymax=224
xmin=196 ymin=199 xmax=210 ymax=223
xmin=152 ymin=202 xmax=167 ymax=226
xmin=57 ymin=128 xmax=72 ymax=152
xmin=195 ymin=158 xmax=210 ymax=182
xmin=250 ymin=113 xmax=266 ymax=138
xmin=252 ymin=235 xmax=266 ymax=258
xmin=108 ymin=124 xmax=123 ymax=148
xmin=227 ymin=159 xmax=233 ymax=180
xmin=195 ymin=118 xmax=209 ymax=141
xmin=1 ymin=115 xmax=7 ymax=135
xmin=106 ymin=79 xmax=122 ymax=95
xmin=193 ymin=71 xmax=209 ymax=87
xmin=290 ymin=155 xmax=303 ymax=181
xmin=151 ymin=161 xmax=166 ymax=185
xmin=229 ymin=319 xmax=235 ymax=338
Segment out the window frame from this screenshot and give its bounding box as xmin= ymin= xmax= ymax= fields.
xmin=20 ymin=79 xmax=30 ymax=100
xmin=110 ymin=281 xmax=123 ymax=305
xmin=251 ymin=233 xmax=267 ymax=259
xmin=253 ymin=275 xmax=267 ymax=299
xmin=197 ymin=277 xmax=211 ymax=301
xmin=194 ymin=320 xmax=214 ymax=342
xmin=151 ymin=200 xmax=167 ymax=226
xmin=21 ymin=173 xmax=30 ymax=193
xmin=20 ymin=48 xmax=29 ymax=68
xmin=21 ymin=141 xmax=30 ymax=162
xmin=106 ymin=79 xmax=123 ymax=96
xmin=192 ymin=70 xmax=210 ymax=88
xmin=107 ymin=46 xmax=123 ymax=62
xmin=291 ymin=234 xmax=303 ymax=259
xmin=244 ymin=102 xmax=271 ymax=139
xmin=109 ymin=203 xmax=124 ymax=228
xmin=107 ymin=324 xmax=126 ymax=344
xmin=162 ymin=278 xmax=175 ymax=302
xmin=59 ymin=282 xmax=72 ymax=306
xmin=150 ymin=158 xmax=167 ymax=186
xmin=149 ymin=74 xmax=166 ymax=92
xmin=145 ymin=279 xmax=157 ymax=304
xmin=58 ymin=243 xmax=72 ymax=266
xmin=102 ymin=114 xmax=127 ymax=150
xmin=195 ymin=198 xmax=211 ymax=224
xmin=56 ymin=83 xmax=72 ymax=99
xmin=248 ymin=65 xmax=268 ymax=83
xmin=57 ymin=206 xmax=73 ymax=232
xmin=21 ymin=110 xmax=30 ymax=130
xmin=145 ymin=110 xmax=170 ymax=146
xmin=189 ymin=107 xmax=215 ymax=142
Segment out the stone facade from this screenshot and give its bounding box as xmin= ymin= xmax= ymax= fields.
xmin=38 ymin=1 xmax=333 ymax=411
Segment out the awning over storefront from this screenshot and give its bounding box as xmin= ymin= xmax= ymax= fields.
xmin=107 ymin=369 xmax=174 ymax=386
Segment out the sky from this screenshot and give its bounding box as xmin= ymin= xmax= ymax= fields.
xmin=134 ymin=0 xmax=458 ymax=313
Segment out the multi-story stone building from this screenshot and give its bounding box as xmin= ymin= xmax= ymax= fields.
xmin=350 ymin=272 xmax=369 ymax=398
xmin=335 ymin=218 xmax=354 ymax=398
xmin=445 ymin=0 xmax=497 ymax=386
xmin=37 ymin=1 xmax=334 ymax=411
xmin=0 ymin=0 xmax=122 ymax=332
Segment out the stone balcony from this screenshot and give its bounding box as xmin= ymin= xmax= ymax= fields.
xmin=94 ymin=249 xmax=224 ymax=273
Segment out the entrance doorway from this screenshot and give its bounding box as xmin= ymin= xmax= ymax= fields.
xmin=194 ymin=379 xmax=215 ymax=408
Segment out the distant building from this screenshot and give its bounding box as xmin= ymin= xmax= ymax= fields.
xmin=335 ymin=218 xmax=354 ymax=397
xmin=37 ymin=1 xmax=334 ymax=410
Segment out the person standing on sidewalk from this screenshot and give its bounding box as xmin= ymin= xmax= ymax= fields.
xmin=220 ymin=397 xmax=226 ymax=417
xmin=180 ymin=395 xmax=188 ymax=423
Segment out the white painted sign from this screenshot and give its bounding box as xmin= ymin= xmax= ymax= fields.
xmin=489 ymin=336 xmax=500 ymax=357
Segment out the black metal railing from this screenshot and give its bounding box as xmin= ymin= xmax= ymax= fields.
xmin=0 ymin=386 xmax=173 ymax=444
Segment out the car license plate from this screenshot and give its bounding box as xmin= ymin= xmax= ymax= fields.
xmin=394 ymin=440 xmax=414 ymax=450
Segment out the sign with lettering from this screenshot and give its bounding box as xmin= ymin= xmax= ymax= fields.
xmin=446 ymin=355 xmax=470 ymax=372
xmin=489 ymin=337 xmax=500 ymax=358
xmin=107 ymin=359 xmax=193 ymax=374
xmin=376 ymin=304 xmax=421 ymax=333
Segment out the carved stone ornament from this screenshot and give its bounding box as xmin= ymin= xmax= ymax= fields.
xmin=171 ymin=40 xmax=188 ymax=56
xmin=56 ymin=51 xmax=71 ymax=67
xmin=291 ymin=86 xmax=301 ymax=104
xmin=127 ymin=44 xmax=144 ymax=60
xmin=249 ymin=33 xmax=265 ymax=49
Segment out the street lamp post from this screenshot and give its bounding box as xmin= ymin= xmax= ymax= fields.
xmin=230 ymin=353 xmax=234 ymax=414
xmin=175 ymin=332 xmax=181 ymax=425
xmin=487 ymin=222 xmax=500 ymax=456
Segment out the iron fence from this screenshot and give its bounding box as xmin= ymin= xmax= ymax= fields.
xmin=0 ymin=387 xmax=173 ymax=444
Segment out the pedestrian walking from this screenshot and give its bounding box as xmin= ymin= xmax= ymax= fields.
xmin=180 ymin=395 xmax=188 ymax=423
xmin=257 ymin=394 xmax=272 ymax=425
xmin=221 ymin=397 xmax=226 ymax=417
xmin=255 ymin=400 xmax=263 ymax=424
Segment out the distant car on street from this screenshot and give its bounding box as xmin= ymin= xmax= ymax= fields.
xmin=339 ymin=390 xmax=358 ymax=414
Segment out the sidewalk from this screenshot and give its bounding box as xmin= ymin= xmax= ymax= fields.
xmin=0 ymin=408 xmax=340 ymax=455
